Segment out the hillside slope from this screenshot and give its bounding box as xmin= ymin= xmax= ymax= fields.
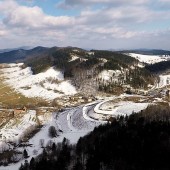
xmin=25 ymin=48 xmax=155 ymax=94
xmin=0 ymin=47 xmax=156 ymax=101
xmin=0 ymin=63 xmax=76 ymax=101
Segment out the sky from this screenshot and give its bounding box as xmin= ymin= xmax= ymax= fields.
xmin=0 ymin=0 xmax=170 ymax=50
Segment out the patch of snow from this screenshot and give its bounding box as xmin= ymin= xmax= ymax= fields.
xmin=0 ymin=110 xmax=37 ymax=144
xmin=94 ymin=100 xmax=148 ymax=116
xmin=72 ymin=49 xmax=79 ymax=52
xmin=8 ymin=63 xmax=24 ymax=67
xmin=99 ymin=58 xmax=107 ymax=63
xmin=69 ymin=54 xmax=79 ymax=62
xmin=43 ymin=81 xmax=76 ymax=95
xmin=138 ymin=63 xmax=144 ymax=68
xmin=87 ymin=52 xmax=94 ymax=55
xmin=98 ymin=70 xmax=121 ymax=81
xmin=115 ymin=102 xmax=148 ymax=116
xmin=157 ymin=74 xmax=170 ymax=88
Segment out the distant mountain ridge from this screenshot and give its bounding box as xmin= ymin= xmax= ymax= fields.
xmin=0 ymin=46 xmax=33 ymax=53
xmin=1 ymin=46 xmax=170 ymax=63
xmin=0 ymin=46 xmax=49 ymax=63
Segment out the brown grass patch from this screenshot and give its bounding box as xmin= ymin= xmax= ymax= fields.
xmin=0 ymin=79 xmax=48 ymax=108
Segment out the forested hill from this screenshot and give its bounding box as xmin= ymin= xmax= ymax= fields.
xmin=25 ymin=47 xmax=155 ymax=90
xmin=145 ymin=60 xmax=170 ymax=73
xmin=25 ymin=47 xmax=137 ymax=74
xmin=0 ymin=46 xmax=155 ymax=91
xmin=0 ymin=46 xmax=49 ymax=63
xmin=0 ymin=46 xmax=137 ymax=73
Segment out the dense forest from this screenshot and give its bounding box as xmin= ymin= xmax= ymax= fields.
xmin=25 ymin=48 xmax=95 ymax=75
xmin=91 ymin=50 xmax=136 ymax=64
xmin=19 ymin=104 xmax=170 ymax=170
xmin=145 ymin=60 xmax=170 ymax=73
xmin=98 ymin=66 xmax=154 ymax=93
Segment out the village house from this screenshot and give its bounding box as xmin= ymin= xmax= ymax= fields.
xmin=13 ymin=106 xmax=27 ymax=116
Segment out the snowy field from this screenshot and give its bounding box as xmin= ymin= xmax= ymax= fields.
xmin=157 ymin=74 xmax=170 ymax=88
xmin=96 ymin=101 xmax=148 ymax=116
xmin=0 ymin=63 xmax=77 ymax=100
xmin=0 ymin=110 xmax=38 ymax=149
xmin=128 ymin=53 xmax=169 ymax=64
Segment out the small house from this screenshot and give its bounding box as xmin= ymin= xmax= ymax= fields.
xmin=14 ymin=106 xmax=27 ymax=116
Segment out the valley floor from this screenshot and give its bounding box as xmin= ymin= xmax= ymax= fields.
xmin=1 ymin=95 xmax=151 ymax=170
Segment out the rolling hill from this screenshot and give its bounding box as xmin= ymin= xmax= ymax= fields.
xmin=0 ymin=47 xmax=156 ymax=101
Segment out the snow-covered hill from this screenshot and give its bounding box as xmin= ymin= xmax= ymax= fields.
xmin=1 ymin=63 xmax=77 ymax=100
xmin=128 ymin=53 xmax=169 ymax=64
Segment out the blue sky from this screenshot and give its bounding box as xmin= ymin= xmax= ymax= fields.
xmin=0 ymin=0 xmax=170 ymax=50
xmin=18 ymin=0 xmax=80 ymax=16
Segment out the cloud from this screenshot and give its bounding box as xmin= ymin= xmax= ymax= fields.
xmin=157 ymin=0 xmax=170 ymax=8
xmin=0 ymin=30 xmax=6 ymax=36
xmin=57 ymin=0 xmax=149 ymax=9
xmin=0 ymin=0 xmax=170 ymax=50
xmin=0 ymin=21 xmax=7 ymax=37
xmin=0 ymin=0 xmax=75 ymax=29
xmin=159 ymin=0 xmax=170 ymax=2
xmin=0 ymin=0 xmax=18 ymax=13
xmin=0 ymin=0 xmax=75 ymax=47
